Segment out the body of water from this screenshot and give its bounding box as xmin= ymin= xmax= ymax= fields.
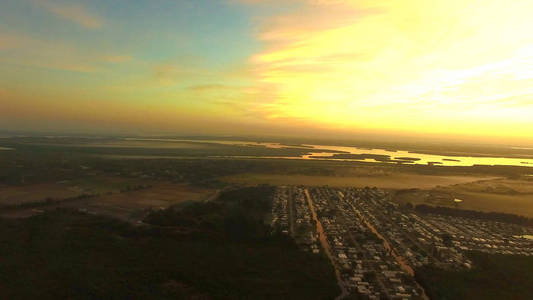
xmin=124 ymin=138 xmax=533 ymax=168
xmin=299 ymin=144 xmax=533 ymax=167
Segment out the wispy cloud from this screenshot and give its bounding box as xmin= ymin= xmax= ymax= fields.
xmin=0 ymin=31 xmax=103 ymax=72
xmin=35 ymin=0 xmax=104 ymax=29
xmin=0 ymin=34 xmax=23 ymax=49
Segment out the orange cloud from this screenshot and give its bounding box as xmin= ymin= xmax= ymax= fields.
xmin=258 ymin=3 xmax=379 ymax=44
xmin=35 ymin=0 xmax=104 ymax=29
xmin=0 ymin=32 xmax=39 ymax=50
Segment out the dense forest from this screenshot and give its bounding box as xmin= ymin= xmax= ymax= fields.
xmin=0 ymin=186 xmax=339 ymax=299
xmin=416 ymin=251 xmax=533 ymax=300
xmin=144 ymin=185 xmax=275 ymax=242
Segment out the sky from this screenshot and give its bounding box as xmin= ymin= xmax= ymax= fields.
xmin=1 ymin=0 xmax=532 ymax=144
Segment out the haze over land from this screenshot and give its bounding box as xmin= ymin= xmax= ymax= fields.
xmin=1 ymin=0 xmax=532 ymax=145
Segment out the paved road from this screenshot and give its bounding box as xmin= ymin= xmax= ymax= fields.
xmin=304 ymin=189 xmax=350 ymax=300
xmin=347 ymin=200 xmax=429 ymax=300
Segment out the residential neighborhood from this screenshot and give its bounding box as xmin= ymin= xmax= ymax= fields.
xmin=271 ymin=186 xmax=533 ymax=299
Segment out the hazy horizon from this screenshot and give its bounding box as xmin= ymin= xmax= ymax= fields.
xmin=3 ymin=128 xmax=533 ymax=149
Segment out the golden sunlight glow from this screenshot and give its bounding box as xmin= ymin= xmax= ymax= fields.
xmin=250 ymin=0 xmax=533 ymax=139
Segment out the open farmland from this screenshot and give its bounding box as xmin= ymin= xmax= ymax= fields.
xmin=0 ymin=183 xmax=82 ymax=205
xmin=0 ymin=176 xmax=147 ymax=206
xmin=74 ymin=183 xmax=217 ymax=221
xmin=221 ymin=173 xmax=495 ymax=189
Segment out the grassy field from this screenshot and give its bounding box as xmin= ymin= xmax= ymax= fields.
xmin=395 ymin=178 xmax=533 ymax=217
xmin=0 ymin=176 xmax=147 ymax=206
xmin=0 ymin=183 xmax=82 ymax=205
xmin=221 ymin=173 xmax=495 ymax=189
xmin=449 ymin=178 xmax=533 ymax=194
xmin=73 ymin=183 xmax=216 ymax=221
xmin=0 ymin=181 xmax=216 ymax=221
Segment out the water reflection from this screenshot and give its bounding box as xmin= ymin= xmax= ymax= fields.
xmin=300 ymin=144 xmax=533 ymax=167
xmin=124 ymin=138 xmax=533 ymax=168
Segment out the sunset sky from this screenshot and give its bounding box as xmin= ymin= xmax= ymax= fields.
xmin=1 ymin=0 xmax=532 ymax=144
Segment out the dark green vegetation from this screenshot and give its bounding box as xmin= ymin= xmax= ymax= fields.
xmin=1 ymin=137 xmax=531 ymax=188
xmin=0 ymin=137 xmax=344 ymax=159
xmin=395 ymin=157 xmax=421 ymax=161
xmin=0 ymin=186 xmax=339 ymax=299
xmin=2 ymin=136 xmax=532 ymax=221
xmin=0 ymin=137 xmax=342 ymax=187
xmin=416 ymin=252 xmax=533 ymax=300
xmin=144 ymin=186 xmax=275 ymax=242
